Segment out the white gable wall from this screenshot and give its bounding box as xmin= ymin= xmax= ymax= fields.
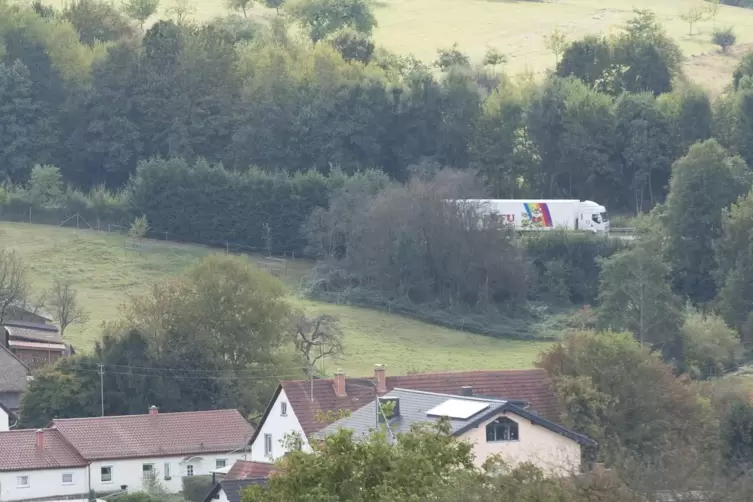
xmin=217 ymin=487 xmax=229 ymax=502
xmin=460 ymin=411 xmax=582 ymax=477
xmin=0 ymin=467 xmax=88 ymax=501
xmin=0 ymin=407 xmax=8 ymax=432
xmin=250 ymin=389 xmax=311 ymax=462
xmin=89 ymin=452 xmax=249 ymax=494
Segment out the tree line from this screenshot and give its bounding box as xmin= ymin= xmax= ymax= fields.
xmin=3 ymin=1 xmax=753 ymax=216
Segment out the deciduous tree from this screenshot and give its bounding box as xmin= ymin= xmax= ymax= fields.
xmin=597 ymin=246 xmax=682 ymax=353
xmin=539 ymin=330 xmax=717 ymax=463
xmin=679 ymin=6 xmax=706 ymax=36
xmin=0 ymin=247 xmax=30 ymax=326
xmin=291 ymin=313 xmax=343 ymax=376
xmin=543 ymin=26 xmax=567 ymax=64
xmin=664 ymin=139 xmax=750 ymax=303
xmin=0 ymin=61 xmax=48 ymax=182
xmin=713 ymin=27 xmax=736 ymax=52
xmin=49 ymin=278 xmax=88 ymax=337
xmin=286 ymin=0 xmax=377 ymax=43
xmin=123 ymin=0 xmax=160 ymax=30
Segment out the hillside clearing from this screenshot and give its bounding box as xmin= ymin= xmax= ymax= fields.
xmin=0 ymin=222 xmax=551 ymax=376
xmin=43 ymin=0 xmax=753 ymax=95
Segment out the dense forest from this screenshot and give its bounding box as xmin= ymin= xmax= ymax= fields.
xmin=4 ymin=0 xmax=753 ymax=346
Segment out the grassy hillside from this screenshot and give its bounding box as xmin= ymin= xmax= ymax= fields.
xmin=0 ymin=222 xmax=551 ymax=375
xmin=45 ymin=0 xmax=753 ymax=96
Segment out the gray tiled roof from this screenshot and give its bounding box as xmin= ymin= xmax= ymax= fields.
xmin=5 ymin=321 xmax=62 ymax=344
xmin=0 ymin=345 xmax=29 ymax=394
xmin=315 ymin=388 xmax=596 ymax=447
xmin=315 ymin=389 xmax=508 ymax=439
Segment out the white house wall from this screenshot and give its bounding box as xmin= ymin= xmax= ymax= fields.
xmin=217 ymin=488 xmax=229 ymax=502
xmin=0 ymin=467 xmax=88 ymax=501
xmin=88 ymin=452 xmax=249 ymax=494
xmin=250 ymin=389 xmax=311 ymax=462
xmin=0 ymin=408 xmax=8 ymax=432
xmin=460 ymin=411 xmax=582 ymax=477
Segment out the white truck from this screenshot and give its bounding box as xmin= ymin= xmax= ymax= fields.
xmin=449 ymin=199 xmax=610 ymax=235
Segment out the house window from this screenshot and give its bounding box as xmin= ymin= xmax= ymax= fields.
xmin=216 ymin=459 xmax=227 ymax=469
xmin=164 ymin=462 xmax=171 ymax=480
xmin=186 ymin=465 xmax=194 ymax=477
xmin=280 ymin=401 xmax=288 ymax=417
xmin=264 ymin=433 xmax=273 ymax=458
xmin=17 ymin=476 xmax=29 ymax=488
xmin=101 ymin=466 xmax=113 ymax=483
xmin=142 ymin=464 xmax=155 ymax=482
xmin=486 ymin=417 xmax=519 ymax=442
xmin=62 ymin=473 xmax=74 ymax=485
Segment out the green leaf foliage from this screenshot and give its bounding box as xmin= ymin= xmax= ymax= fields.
xmin=125 ymin=158 xmax=342 ymax=254
xmin=664 ymin=139 xmax=750 ymax=303
xmin=538 ymin=330 xmax=717 ymax=463
xmin=286 ymin=0 xmax=377 ymax=43
xmin=596 ymin=245 xmax=682 ymax=354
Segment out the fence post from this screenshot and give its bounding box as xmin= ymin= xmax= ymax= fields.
xmin=165 ymin=230 xmax=168 ymax=240
xmin=29 ymin=206 xmax=31 ymax=224
xmin=226 ymin=241 xmax=229 ymax=254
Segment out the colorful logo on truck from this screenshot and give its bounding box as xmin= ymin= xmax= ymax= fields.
xmin=522 ymin=203 xmax=553 ymax=228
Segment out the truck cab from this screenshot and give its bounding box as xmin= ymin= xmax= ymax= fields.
xmin=578 ymin=200 xmax=609 ymax=234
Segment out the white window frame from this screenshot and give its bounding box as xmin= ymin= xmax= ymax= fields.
xmin=215 ymin=459 xmax=227 ymax=469
xmin=101 ymin=466 xmax=113 ymax=483
xmin=164 ymin=462 xmax=171 ymax=480
xmin=264 ymin=433 xmax=273 ymax=458
xmin=186 ymin=465 xmax=194 ymax=477
xmin=62 ymin=473 xmax=74 ymax=485
xmin=280 ymin=401 xmax=288 ymax=416
xmin=17 ymin=475 xmax=29 ymax=488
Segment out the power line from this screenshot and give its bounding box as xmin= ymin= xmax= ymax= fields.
xmin=74 ymin=361 xmax=311 ymax=375
xmin=69 ymin=365 xmax=306 ymax=381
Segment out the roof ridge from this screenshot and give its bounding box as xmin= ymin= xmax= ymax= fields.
xmin=52 ymin=408 xmax=242 ymax=422
xmin=281 ymin=368 xmax=544 ymax=385
xmin=390 ymin=368 xmax=545 ymax=378
xmin=389 ymin=387 xmax=506 ymax=403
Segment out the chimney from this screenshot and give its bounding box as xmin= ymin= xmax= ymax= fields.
xmin=461 ymin=385 xmax=473 ymax=397
xmin=374 ymin=364 xmax=387 ymax=393
xmin=148 ymin=405 xmax=159 ymax=415
xmin=333 ymin=370 xmax=346 ymax=398
xmin=36 ymin=429 xmax=44 ymax=451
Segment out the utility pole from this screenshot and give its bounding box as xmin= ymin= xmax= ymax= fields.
xmin=98 ymin=364 xmax=104 ymax=416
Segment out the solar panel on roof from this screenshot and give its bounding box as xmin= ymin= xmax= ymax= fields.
xmin=426 ymin=399 xmax=490 ymax=420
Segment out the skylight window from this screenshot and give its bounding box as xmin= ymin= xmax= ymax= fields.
xmin=426 ymin=399 xmax=490 ymax=419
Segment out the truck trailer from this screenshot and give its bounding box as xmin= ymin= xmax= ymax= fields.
xmin=448 ymin=199 xmax=610 ymax=235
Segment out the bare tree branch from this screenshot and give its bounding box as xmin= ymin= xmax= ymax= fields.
xmin=49 ymin=278 xmax=88 ymax=337
xmin=291 ymin=314 xmax=343 ymax=375
xmin=0 ymin=248 xmax=30 ymax=326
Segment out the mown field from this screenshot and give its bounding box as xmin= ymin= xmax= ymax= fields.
xmin=0 ymin=222 xmax=551 ymax=376
xmin=45 ymin=0 xmax=753 ymax=96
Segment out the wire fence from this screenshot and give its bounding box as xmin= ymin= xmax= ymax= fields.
xmin=0 ymin=211 xmax=298 ymax=281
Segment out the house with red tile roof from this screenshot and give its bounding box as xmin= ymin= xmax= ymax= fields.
xmin=247 ymin=365 xmax=560 ymax=462
xmin=0 ymin=407 xmax=255 ymax=501
xmin=0 ymin=428 xmax=89 ymax=501
xmin=47 ymin=407 xmax=255 ymax=495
